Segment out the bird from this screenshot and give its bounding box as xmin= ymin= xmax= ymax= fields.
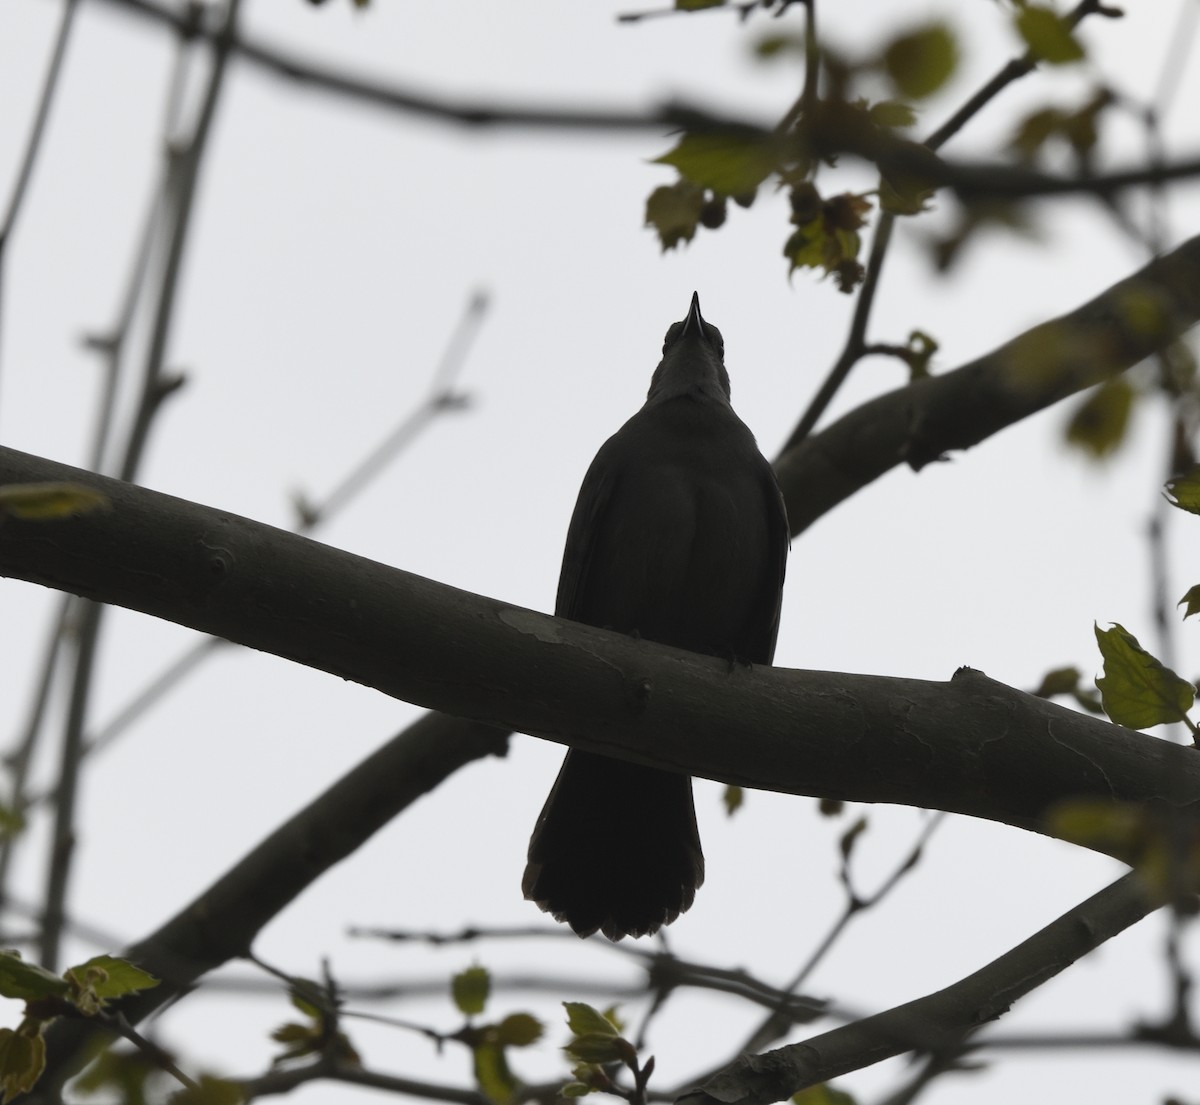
xmin=522 ymin=292 xmax=789 ymax=941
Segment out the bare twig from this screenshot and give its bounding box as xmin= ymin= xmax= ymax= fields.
xmin=679 ymin=874 xmax=1156 ymax=1105
xmin=0 ymin=0 xmax=80 ymax=398
xmin=39 ymin=0 xmax=242 ymax=973
xmin=784 ymin=0 xmax=1120 ymax=451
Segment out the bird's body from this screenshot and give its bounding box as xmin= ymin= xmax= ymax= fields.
xmin=523 ymin=295 xmax=788 ymax=940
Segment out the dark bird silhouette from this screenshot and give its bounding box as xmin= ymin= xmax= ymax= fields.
xmin=522 ymin=293 xmax=789 ymax=940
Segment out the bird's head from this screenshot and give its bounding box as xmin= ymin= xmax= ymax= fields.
xmin=646 ymin=292 xmax=732 ymax=405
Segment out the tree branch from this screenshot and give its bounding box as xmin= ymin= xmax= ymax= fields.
xmin=678 ymin=873 xmax=1155 ymax=1105
xmin=775 ymin=233 xmax=1200 ymax=532
xmin=0 ymin=445 xmax=1196 ymax=843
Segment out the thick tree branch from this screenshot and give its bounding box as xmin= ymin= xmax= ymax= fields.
xmin=776 ymin=233 xmax=1200 ymax=532
xmin=0 ymin=445 xmax=1197 ymax=843
xmin=678 ymin=873 xmax=1154 ymax=1105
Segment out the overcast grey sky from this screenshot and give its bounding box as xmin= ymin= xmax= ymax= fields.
xmin=2 ymin=2 xmax=1200 ymax=1103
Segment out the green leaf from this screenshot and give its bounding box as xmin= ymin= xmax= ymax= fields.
xmin=1179 ymin=585 xmax=1200 ymax=619
xmin=644 ymin=181 xmax=704 ymax=252
xmin=0 ymin=482 xmax=109 ymax=520
xmin=1094 ymin=622 xmax=1195 ymax=729
xmin=1032 ymin=666 xmax=1082 ymax=698
xmin=563 ymin=1003 xmax=619 ymax=1038
xmin=868 ymin=100 xmax=918 ymax=129
xmin=1015 ymin=5 xmax=1085 ymax=64
xmin=495 ymin=1013 xmax=543 ymax=1047
xmin=452 ymin=966 xmax=490 ymax=1017
xmin=473 ymin=1043 xmax=517 ymax=1105
xmin=561 ymin=1083 xmax=593 ymax=1098
xmin=0 ymin=953 xmax=68 ymax=1003
xmin=66 ymin=956 xmax=159 ymax=1002
xmin=564 ymin=1033 xmax=623 ymax=1065
xmin=653 ymin=132 xmax=777 ymax=197
xmin=881 ymin=24 xmax=958 ymax=99
xmin=0 ymin=1027 xmax=45 ymax=1104
xmin=1165 ymin=468 xmax=1200 ymax=515
xmin=1065 ymin=378 xmax=1134 ymax=458
xmin=793 ymin=1083 xmax=859 ymax=1105
xmin=723 ymin=784 xmax=743 ymax=816
xmin=676 ymin=0 xmax=725 ymax=8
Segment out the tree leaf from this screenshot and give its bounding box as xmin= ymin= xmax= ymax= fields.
xmin=452 ymin=965 xmax=490 ymax=1016
xmin=881 ymin=24 xmax=958 ymax=99
xmin=0 ymin=953 xmax=68 ymax=1003
xmin=1165 ymin=467 xmax=1200 ymax=515
xmin=1094 ymin=622 xmax=1195 ymax=729
xmin=868 ymin=100 xmax=918 ymax=129
xmin=563 ymin=1002 xmax=618 ymax=1038
xmin=1015 ymin=5 xmax=1085 ymax=64
xmin=473 ymin=1042 xmax=517 ymax=1105
xmin=0 ymin=1027 xmax=45 ymax=1105
xmin=1032 ymin=665 xmax=1082 ymax=698
xmin=653 ymin=133 xmax=778 ymax=197
xmin=66 ymin=956 xmax=159 ymax=1001
xmin=1179 ymin=585 xmax=1200 ymax=619
xmin=676 ymin=0 xmax=725 ymax=9
xmin=793 ymin=1082 xmax=859 ymax=1105
xmin=644 ymin=181 xmax=704 ymax=252
xmin=723 ymin=784 xmax=744 ymax=816
xmin=495 ymin=1013 xmax=543 ymax=1048
xmin=0 ymin=482 xmax=109 ymax=521
xmin=1065 ymin=378 xmax=1133 ymax=458
xmin=564 ymin=1033 xmax=624 ymax=1064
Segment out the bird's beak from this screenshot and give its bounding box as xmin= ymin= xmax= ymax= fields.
xmin=680 ymin=292 xmax=704 ymax=340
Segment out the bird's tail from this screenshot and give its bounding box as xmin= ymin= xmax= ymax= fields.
xmin=522 ymin=749 xmax=704 ymax=941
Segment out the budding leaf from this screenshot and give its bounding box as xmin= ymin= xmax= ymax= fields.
xmin=1016 ymin=5 xmax=1085 ymax=64
xmin=563 ymin=1002 xmax=619 ymax=1038
xmin=452 ymin=966 xmax=490 ymax=1017
xmin=882 ymin=24 xmax=958 ymax=99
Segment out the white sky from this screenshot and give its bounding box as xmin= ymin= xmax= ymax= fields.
xmin=2 ymin=1 xmax=1200 ymax=1103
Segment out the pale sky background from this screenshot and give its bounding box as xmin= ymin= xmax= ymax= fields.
xmin=2 ymin=1 xmax=1200 ymax=1103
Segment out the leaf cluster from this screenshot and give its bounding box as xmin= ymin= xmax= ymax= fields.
xmin=0 ymin=952 xmax=158 ymax=1102
xmin=449 ymin=966 xmax=544 ymax=1105
xmin=645 ymin=7 xmax=1090 ymax=286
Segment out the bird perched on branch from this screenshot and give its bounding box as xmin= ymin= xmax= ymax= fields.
xmin=523 ymin=293 xmax=789 ymax=940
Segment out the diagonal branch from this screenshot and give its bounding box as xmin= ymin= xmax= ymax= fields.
xmin=25 ymin=711 xmax=509 ymax=1101
xmin=0 ymin=445 xmax=1197 ymax=843
xmin=677 ymin=873 xmax=1155 ymax=1105
xmin=775 ymin=233 xmax=1200 ymax=532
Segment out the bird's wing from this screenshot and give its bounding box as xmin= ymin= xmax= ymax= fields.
xmin=554 ymin=445 xmax=619 ymax=622
xmin=752 ymin=460 xmax=791 ymax=664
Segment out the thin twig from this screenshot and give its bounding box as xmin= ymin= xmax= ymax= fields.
xmin=39 ymin=0 xmax=242 ymax=972
xmin=782 ymin=0 xmax=1117 ymax=453
xmin=0 ymin=0 xmax=80 ymax=403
